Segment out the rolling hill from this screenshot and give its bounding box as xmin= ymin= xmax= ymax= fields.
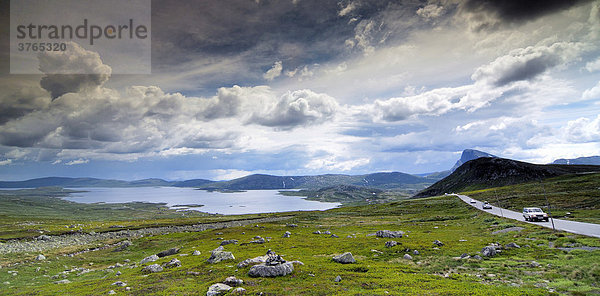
xmin=414 ymin=157 xmax=600 ymax=198
xmin=198 ymin=172 xmax=431 ymax=190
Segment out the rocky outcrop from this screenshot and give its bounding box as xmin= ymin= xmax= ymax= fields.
xmin=141 ymin=264 xmax=163 ymax=273
xmin=248 ymin=262 xmax=294 ymax=277
xmin=481 ymin=246 xmax=496 ymax=257
xmin=376 ymin=230 xmax=404 ymax=238
xmin=140 ymin=254 xmax=159 ymax=264
xmin=157 ymin=247 xmax=179 ymax=257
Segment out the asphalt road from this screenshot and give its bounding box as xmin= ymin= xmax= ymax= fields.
xmin=454 ymin=194 xmax=600 ymax=238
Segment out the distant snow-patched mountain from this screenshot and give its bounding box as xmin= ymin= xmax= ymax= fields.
xmin=552 ymin=156 xmax=600 ymax=165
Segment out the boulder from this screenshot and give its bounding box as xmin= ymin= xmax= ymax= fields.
xmin=141 ymin=264 xmax=163 ymax=273
xmin=330 ymin=234 xmax=339 ymax=238
xmin=433 ymin=240 xmax=444 ymax=247
xmin=192 ymin=250 xmax=201 ymax=256
xmin=505 ymin=242 xmax=521 ymax=249
xmin=460 ymin=253 xmax=470 ymax=259
xmin=481 ymin=246 xmax=496 ymax=257
xmin=472 ymin=255 xmax=483 ymax=260
xmin=35 ymin=254 xmax=46 ymax=261
xmin=231 ymin=287 xmax=247 ymax=295
xmin=54 ymin=279 xmax=70 ymax=284
xmin=140 ymin=254 xmax=159 ymax=264
xmin=37 ymin=235 xmax=51 ymax=241
xmin=385 ymin=241 xmax=398 ymax=248
xmin=334 ymin=275 xmax=342 ymax=282
xmin=207 ymin=247 xmax=235 ymax=264
xmin=157 ymin=247 xmax=179 ymax=258
xmin=237 ymin=255 xmax=268 ymax=268
xmin=530 ymin=261 xmax=540 ymax=268
xmin=282 ymin=231 xmax=291 ymax=238
xmin=312 ymin=231 xmax=321 ymax=234
xmin=413 ymin=250 xmax=419 ymax=255
xmin=376 ymin=230 xmax=404 ymax=238
xmin=112 ymin=281 xmax=127 ymax=287
xmin=332 ymin=252 xmax=356 ymax=264
xmin=223 ymin=276 xmax=244 ymax=286
xmin=323 ymin=230 xmax=332 ymax=235
xmin=163 ymin=258 xmax=181 ymax=268
xmin=248 ymin=262 xmax=294 ymax=277
xmin=220 ymin=240 xmax=238 ymax=246
xmin=206 ymin=283 xmax=232 ymax=296
xmin=403 ymin=254 xmax=413 ymax=260
xmin=249 ymin=237 xmax=265 ymax=244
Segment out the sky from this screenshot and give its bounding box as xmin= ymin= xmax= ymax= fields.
xmin=1 ymin=0 xmax=600 ymax=181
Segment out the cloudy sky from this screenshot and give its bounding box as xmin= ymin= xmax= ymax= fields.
xmin=1 ymin=0 xmax=600 ymax=181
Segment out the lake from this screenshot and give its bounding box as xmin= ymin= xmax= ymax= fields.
xmin=63 ymin=187 xmax=340 ymax=215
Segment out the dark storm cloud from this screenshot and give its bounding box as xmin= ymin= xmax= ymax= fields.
xmin=494 ymin=54 xmax=561 ymax=86
xmin=463 ymin=0 xmax=593 ymax=23
xmin=150 ymin=0 xmax=432 ymax=79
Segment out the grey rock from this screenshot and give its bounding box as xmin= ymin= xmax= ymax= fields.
xmin=237 ymin=255 xmax=268 ymax=268
xmin=207 ymin=247 xmax=235 ymax=264
xmin=37 ymin=235 xmax=51 ymax=241
xmin=36 ymin=254 xmax=46 ymax=261
xmin=530 ymin=261 xmax=541 ymax=268
xmin=112 ymin=281 xmax=127 ymax=287
xmin=231 ymin=287 xmax=246 ymax=295
xmin=249 ymin=237 xmax=266 ymax=244
xmin=286 ymin=224 xmax=298 ymax=228
xmin=114 ymin=240 xmax=132 ymax=252
xmin=433 ymin=240 xmax=444 ymax=247
xmin=413 ymin=250 xmax=419 ymax=255
xmin=334 ymin=275 xmax=342 ymax=282
xmin=460 ymin=253 xmax=470 ymax=259
xmin=323 ymin=230 xmax=332 ymax=235
xmin=140 ymin=254 xmax=159 ymax=264
xmin=220 ymin=239 xmax=238 ymax=246
xmin=206 ymin=283 xmax=232 ymax=296
xmin=54 ymin=279 xmax=70 ymax=284
xmin=312 ymin=231 xmax=321 ymax=234
xmin=481 ymin=246 xmax=497 ymax=257
xmin=376 ymin=230 xmax=404 ymax=238
xmin=330 ymin=234 xmax=339 ymax=238
xmin=332 ymin=252 xmax=355 ymax=264
xmin=385 ymin=241 xmax=398 ymax=248
xmin=248 ymin=262 xmax=294 ymax=277
xmin=163 ymin=258 xmax=181 ymax=268
xmin=157 ymin=247 xmax=179 ymax=257
xmin=108 ymin=290 xmax=116 ymax=295
xmin=505 ymin=242 xmax=521 ymax=249
xmin=223 ymin=276 xmax=243 ymax=286
xmin=282 ymin=231 xmax=291 ymax=238
xmin=141 ymin=264 xmax=163 ymax=273
xmin=192 ymin=250 xmax=201 ymax=256
xmin=403 ymin=254 xmax=413 ymax=260
xmin=472 ymin=255 xmax=483 ymax=260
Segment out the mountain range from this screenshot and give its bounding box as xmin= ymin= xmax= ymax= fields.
xmin=552 ymin=156 xmax=600 ymax=165
xmin=3 ymin=149 xmax=598 ymax=195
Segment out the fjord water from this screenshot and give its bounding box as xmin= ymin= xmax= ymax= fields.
xmin=63 ymin=187 xmax=340 ymax=215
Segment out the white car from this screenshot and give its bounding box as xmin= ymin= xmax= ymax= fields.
xmin=523 ymin=207 xmax=549 ymax=222
xmin=482 ymin=201 xmax=492 ymax=209
xmin=470 ymin=198 xmax=476 ymax=203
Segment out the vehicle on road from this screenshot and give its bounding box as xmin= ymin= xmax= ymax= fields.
xmin=482 ymin=201 xmax=492 ymax=209
xmin=523 ymin=207 xmax=549 ymax=222
xmin=470 ymin=198 xmax=476 ymax=203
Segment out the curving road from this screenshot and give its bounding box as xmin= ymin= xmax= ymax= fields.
xmin=454 ymin=194 xmax=600 ymax=238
